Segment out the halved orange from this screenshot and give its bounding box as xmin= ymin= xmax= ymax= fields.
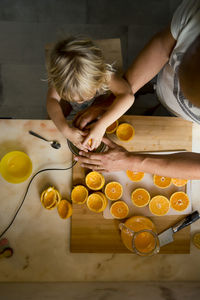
xmin=106 ymin=120 xmax=119 ymax=134
xmin=40 ymin=187 xmax=61 ymax=210
xmin=87 ymin=193 xmax=106 ymax=213
xmin=126 ymin=170 xmax=144 ymax=182
xmin=85 ymin=171 xmax=105 ymax=190
xmin=153 ymin=175 xmax=171 ymax=188
xmin=110 ymin=200 xmax=129 ymax=219
xmin=57 ymin=200 xmax=72 ymax=219
xmin=71 ymin=185 xmax=88 ymax=204
xmin=116 ymin=123 xmax=135 ymax=142
xmin=172 ymin=178 xmax=188 ymax=187
xmin=105 ymin=181 xmax=123 ymax=201
xmin=170 ymin=192 xmax=189 ymax=212
xmin=131 ymin=188 xmax=150 ymax=207
xmin=149 ymin=195 xmax=170 ymax=216
xmin=193 ymin=232 xmax=200 ymax=249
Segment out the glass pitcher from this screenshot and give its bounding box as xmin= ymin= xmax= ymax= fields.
xmin=119 ymin=216 xmax=160 ymax=256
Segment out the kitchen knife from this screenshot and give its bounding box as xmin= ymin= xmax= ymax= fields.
xmin=158 ymin=210 xmax=200 ymax=247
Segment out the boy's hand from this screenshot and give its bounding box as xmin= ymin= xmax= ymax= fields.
xmin=65 ymin=127 xmax=88 ymax=151
xmin=73 ymin=105 xmax=105 ymax=130
xmin=82 ymin=122 xmax=106 ymax=151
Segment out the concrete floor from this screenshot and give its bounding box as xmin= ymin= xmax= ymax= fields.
xmin=0 ymin=0 xmax=182 ymax=119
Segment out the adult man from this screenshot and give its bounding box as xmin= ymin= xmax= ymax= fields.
xmin=75 ymin=0 xmax=200 ymax=179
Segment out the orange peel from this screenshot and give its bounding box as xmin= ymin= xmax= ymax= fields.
xmin=57 ymin=200 xmax=72 ymax=219
xmin=106 ymin=120 xmax=119 ymax=134
xmin=85 ymin=171 xmax=105 ymax=190
xmin=87 ymin=192 xmax=106 ymax=213
xmin=71 ymin=185 xmax=88 ymax=204
xmin=40 ymin=187 xmax=61 ymax=210
xmin=116 ymin=123 xmax=135 ymax=142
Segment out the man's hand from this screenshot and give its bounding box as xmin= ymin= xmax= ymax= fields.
xmin=75 ymin=137 xmax=132 ymax=172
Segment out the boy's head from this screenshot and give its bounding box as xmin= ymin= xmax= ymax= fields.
xmin=47 ymin=36 xmax=113 ymax=102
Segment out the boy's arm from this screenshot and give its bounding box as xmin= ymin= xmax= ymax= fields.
xmin=91 ymin=73 xmax=135 ymax=129
xmin=46 ymin=87 xmax=88 ymax=150
xmin=73 ymin=93 xmax=115 ymax=130
xmin=46 ymin=86 xmax=72 ymax=136
xmin=125 ymin=25 xmax=176 ymax=93
xmin=81 ymin=73 xmax=134 ymax=149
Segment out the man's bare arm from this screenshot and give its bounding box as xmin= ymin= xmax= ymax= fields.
xmin=125 ymin=26 xmax=176 ymax=94
xmin=76 ymin=138 xmax=200 ymax=180
xmin=130 ymin=152 xmax=200 ymax=180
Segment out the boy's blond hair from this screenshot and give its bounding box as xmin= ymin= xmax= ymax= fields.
xmin=47 ymin=36 xmax=114 ymax=102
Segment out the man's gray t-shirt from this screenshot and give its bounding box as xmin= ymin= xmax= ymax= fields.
xmin=156 ymin=0 xmax=200 ymax=123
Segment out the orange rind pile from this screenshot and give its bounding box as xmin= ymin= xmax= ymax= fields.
xmin=40 ymin=186 xmax=72 ymax=219
xmin=40 ymin=187 xmax=61 ymax=210
xmin=70 ymin=172 xmax=108 ymax=214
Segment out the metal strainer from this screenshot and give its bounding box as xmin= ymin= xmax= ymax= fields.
xmin=67 ymin=140 xmax=106 ymax=156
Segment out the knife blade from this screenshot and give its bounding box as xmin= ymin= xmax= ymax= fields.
xmin=158 ymin=210 xmax=200 ymax=247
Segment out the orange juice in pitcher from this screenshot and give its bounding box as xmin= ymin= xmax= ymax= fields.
xmin=119 ymin=216 xmax=160 ymax=256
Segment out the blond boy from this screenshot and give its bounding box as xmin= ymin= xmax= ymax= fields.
xmin=46 ymin=36 xmax=134 ymax=151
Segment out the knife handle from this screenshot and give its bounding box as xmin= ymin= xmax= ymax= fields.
xmin=173 ymin=210 xmax=200 ymax=233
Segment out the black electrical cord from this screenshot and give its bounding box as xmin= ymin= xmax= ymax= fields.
xmin=0 ymin=160 xmax=77 ymax=239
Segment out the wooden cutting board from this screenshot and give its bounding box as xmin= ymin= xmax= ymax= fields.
xmin=70 ymin=115 xmax=193 ymax=254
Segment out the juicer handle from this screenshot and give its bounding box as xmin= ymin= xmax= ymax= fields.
xmin=119 ymin=223 xmax=135 ymax=236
